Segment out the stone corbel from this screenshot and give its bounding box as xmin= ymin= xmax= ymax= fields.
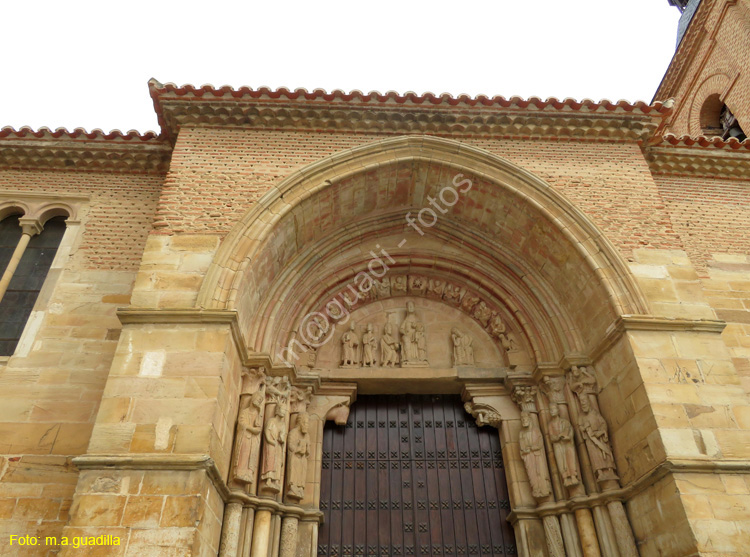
xmin=463 ymin=401 xmax=502 ymax=428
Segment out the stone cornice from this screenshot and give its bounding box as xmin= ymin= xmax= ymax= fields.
xmin=115 ymin=308 xmax=326 ymax=387
xmin=149 ymin=80 xmax=670 ymax=143
xmin=591 ymin=314 xmax=726 ymax=362
xmin=0 ymin=131 xmax=171 ymax=174
xmin=645 ymin=143 xmax=750 ymax=180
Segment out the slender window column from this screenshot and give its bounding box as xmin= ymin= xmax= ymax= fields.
xmin=0 ymin=218 xmax=42 ymax=302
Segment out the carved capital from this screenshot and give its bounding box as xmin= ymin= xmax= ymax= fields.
xmin=265 ymin=375 xmax=292 ymax=406
xmin=290 ymin=386 xmax=313 ymax=414
xmin=511 ymin=385 xmax=538 ymax=413
xmin=539 ymin=375 xmax=567 ymax=405
xmin=241 ymin=366 xmax=266 ymax=395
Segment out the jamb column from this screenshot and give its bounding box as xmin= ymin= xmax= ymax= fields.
xmin=0 ymin=218 xmax=42 ymax=301
xmin=219 ymin=499 xmax=244 ymax=557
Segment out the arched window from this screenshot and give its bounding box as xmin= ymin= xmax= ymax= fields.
xmin=0 ymin=215 xmax=67 ymax=356
xmin=700 ymin=94 xmax=747 ymax=140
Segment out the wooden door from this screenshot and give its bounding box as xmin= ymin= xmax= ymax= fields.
xmin=318 ymin=394 xmax=516 ymax=557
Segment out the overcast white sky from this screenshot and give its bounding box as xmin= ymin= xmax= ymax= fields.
xmin=1 ymin=1 xmax=681 ymax=134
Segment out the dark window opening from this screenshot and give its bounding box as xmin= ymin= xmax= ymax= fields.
xmin=700 ymin=95 xmax=747 ymax=141
xmin=0 ymin=216 xmax=66 ymax=356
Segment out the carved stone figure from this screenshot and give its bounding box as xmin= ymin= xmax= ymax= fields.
xmin=381 ymin=323 xmax=400 ymax=367
xmin=569 ymin=365 xmax=597 ymax=398
xmin=340 ymin=323 xmax=359 ymax=367
xmin=362 ymin=323 xmax=377 ymax=367
xmin=400 ymin=301 xmax=426 ymax=365
xmin=427 ymin=278 xmax=445 ymax=298
xmin=488 ymin=312 xmax=506 ymax=338
xmin=579 ymin=397 xmax=618 ymax=482
xmin=286 ymin=413 xmax=311 ymax=501
xmin=451 ymin=328 xmax=474 ymax=366
xmin=232 ymin=391 xmax=265 ymax=486
xmin=519 ymin=411 xmax=552 ymax=498
xmin=261 ymin=404 xmax=288 ymax=493
xmin=461 ymin=293 xmax=480 ymax=313
xmin=443 ymin=283 xmax=462 ymax=305
xmin=392 ymin=275 xmax=408 ymax=294
xmin=375 ymin=277 xmax=391 ymax=299
xmin=548 ymin=403 xmax=580 ymax=487
xmin=472 ymin=301 xmax=492 ymax=327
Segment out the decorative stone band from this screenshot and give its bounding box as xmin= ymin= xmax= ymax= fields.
xmin=505 ymin=456 xmax=750 ymax=526
xmin=72 ymin=453 xmax=322 ymax=523
xmin=646 ymin=144 xmax=750 ymax=180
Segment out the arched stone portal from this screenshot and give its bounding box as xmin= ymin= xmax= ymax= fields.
xmin=209 ymin=136 xmax=646 ymax=557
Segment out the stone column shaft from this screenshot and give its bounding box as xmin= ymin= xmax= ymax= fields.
xmin=250 ymin=509 xmax=273 ymax=557
xmin=219 ymin=501 xmax=244 ymax=557
xmin=0 ymin=228 xmax=34 ymax=301
xmin=607 ymin=500 xmax=638 ymax=557
xmin=279 ymin=516 xmax=299 ymax=557
xmin=574 ymin=508 xmax=602 ymax=557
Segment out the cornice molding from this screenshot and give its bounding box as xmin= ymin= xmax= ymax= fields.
xmin=591 ymin=314 xmax=726 ymax=362
xmin=149 ymin=80 xmax=670 ymax=143
xmin=645 ymin=143 xmax=750 ymax=180
xmin=0 ymin=133 xmax=171 ymax=174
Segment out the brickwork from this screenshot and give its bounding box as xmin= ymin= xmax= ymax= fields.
xmin=0 ymin=170 xmax=162 ymax=271
xmin=657 ymin=0 xmax=750 ymax=136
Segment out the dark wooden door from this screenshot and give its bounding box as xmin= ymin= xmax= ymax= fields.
xmin=319 ymin=394 xmax=516 ymax=557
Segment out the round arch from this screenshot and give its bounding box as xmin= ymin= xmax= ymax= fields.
xmin=197 ymin=135 xmax=648 ymax=365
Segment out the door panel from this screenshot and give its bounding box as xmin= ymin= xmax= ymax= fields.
xmin=319 ymin=395 xmax=516 ymax=557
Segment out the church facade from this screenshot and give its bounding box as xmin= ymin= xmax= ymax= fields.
xmin=1 ymin=0 xmax=750 ymax=555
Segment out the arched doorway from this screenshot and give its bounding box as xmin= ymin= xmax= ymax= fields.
xmin=210 ymin=135 xmax=646 ymax=556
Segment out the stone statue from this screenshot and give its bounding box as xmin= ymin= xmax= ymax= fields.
xmin=472 ymin=301 xmax=492 ymax=327
xmin=286 ymin=412 xmax=311 ymax=501
xmin=451 ymin=328 xmax=474 ymax=366
xmin=519 ymin=411 xmax=552 ymax=498
xmin=340 ymin=323 xmax=359 ymax=367
xmin=579 ymin=397 xmax=618 ymax=482
xmin=261 ymin=404 xmax=288 ymax=493
xmin=381 ymin=323 xmax=400 ymax=366
xmin=362 ymin=323 xmax=377 ymax=366
xmin=400 ymin=301 xmax=426 ymax=365
xmin=548 ymin=403 xmax=580 ymax=487
xmin=232 ymin=391 xmax=264 ymax=486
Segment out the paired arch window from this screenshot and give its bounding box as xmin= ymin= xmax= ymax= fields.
xmin=0 ymin=212 xmax=67 ymax=356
